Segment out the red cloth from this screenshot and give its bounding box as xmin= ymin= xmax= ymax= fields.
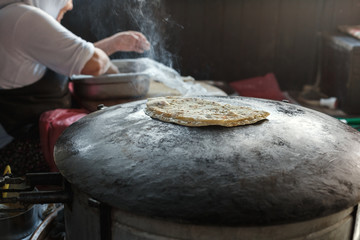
xmin=230 ymin=73 xmax=287 ymax=101
xmin=39 ymin=109 xmax=88 ymax=172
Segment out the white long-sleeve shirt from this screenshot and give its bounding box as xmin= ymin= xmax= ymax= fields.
xmin=0 ymin=0 xmax=95 ymax=147
xmin=0 ymin=2 xmax=94 ymax=89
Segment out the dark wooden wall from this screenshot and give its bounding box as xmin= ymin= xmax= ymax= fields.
xmin=63 ymin=0 xmax=360 ymax=91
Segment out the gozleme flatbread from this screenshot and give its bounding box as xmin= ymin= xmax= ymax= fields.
xmin=144 ymin=96 xmax=270 ymax=127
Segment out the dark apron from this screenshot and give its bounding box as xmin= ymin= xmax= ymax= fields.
xmin=0 ymin=70 xmax=71 ymax=137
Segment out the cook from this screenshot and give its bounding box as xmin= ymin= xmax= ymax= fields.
xmin=0 ymin=0 xmax=150 ymax=174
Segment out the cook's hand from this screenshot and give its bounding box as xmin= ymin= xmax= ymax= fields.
xmin=112 ymin=31 xmax=151 ymax=53
xmin=95 ymin=31 xmax=150 ymax=56
xmin=81 ymin=48 xmax=119 ymax=76
xmin=105 ymin=62 xmax=119 ymax=74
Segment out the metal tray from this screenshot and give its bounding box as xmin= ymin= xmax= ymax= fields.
xmin=71 ymin=59 xmax=151 ymax=100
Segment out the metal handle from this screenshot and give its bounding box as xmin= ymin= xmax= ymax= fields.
xmin=25 ymin=172 xmax=64 ymax=187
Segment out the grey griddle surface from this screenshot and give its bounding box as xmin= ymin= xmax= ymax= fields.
xmin=54 ymin=96 xmax=360 ymax=225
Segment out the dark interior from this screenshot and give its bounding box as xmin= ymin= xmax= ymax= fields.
xmin=62 ymin=0 xmax=360 ymax=91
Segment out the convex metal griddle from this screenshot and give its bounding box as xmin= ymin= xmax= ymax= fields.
xmin=54 ymin=96 xmax=360 ymax=225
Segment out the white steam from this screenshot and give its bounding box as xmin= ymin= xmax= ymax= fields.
xmin=140 ymin=58 xmax=210 ymax=96
xmin=122 ymin=1 xmax=208 ymax=95
xmin=123 ymin=0 xmax=178 ymax=68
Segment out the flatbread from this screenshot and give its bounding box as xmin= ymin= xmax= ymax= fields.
xmin=144 ymin=96 xmax=270 ymax=127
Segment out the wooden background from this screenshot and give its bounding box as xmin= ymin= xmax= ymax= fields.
xmin=63 ymin=0 xmax=360 ymax=91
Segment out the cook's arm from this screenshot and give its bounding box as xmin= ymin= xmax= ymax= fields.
xmin=94 ymin=31 xmax=150 ymax=56
xmin=81 ymin=48 xmax=119 ymax=75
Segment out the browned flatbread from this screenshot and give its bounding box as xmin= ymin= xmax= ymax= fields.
xmin=144 ymin=97 xmax=270 ymax=127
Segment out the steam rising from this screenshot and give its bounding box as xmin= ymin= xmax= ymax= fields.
xmin=123 ymin=0 xmax=175 ymax=68
xmin=121 ymin=1 xmax=209 ymax=96
xmin=140 ymin=58 xmax=210 ymax=96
